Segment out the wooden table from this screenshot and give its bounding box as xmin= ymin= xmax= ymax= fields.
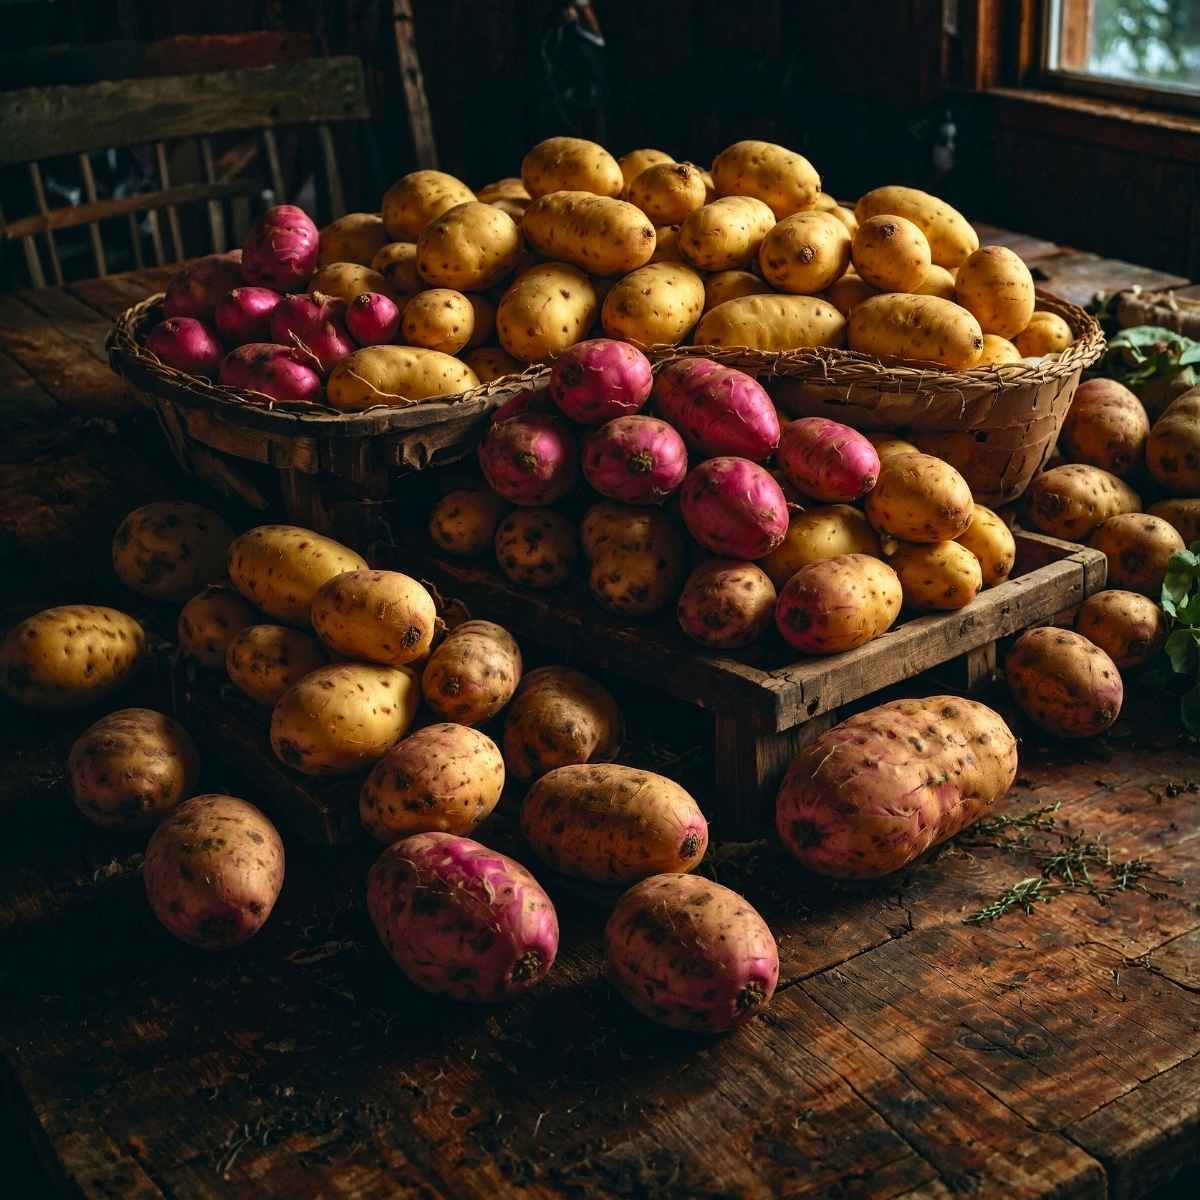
xmin=2 ymin=251 xmax=1200 ymax=1200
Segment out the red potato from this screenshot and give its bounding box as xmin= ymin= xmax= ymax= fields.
xmin=776 ymin=696 xmax=1018 ymax=878
xmin=775 ymin=553 xmax=902 ymax=653
xmin=218 ymin=344 xmax=323 ymax=407
xmin=582 ymin=416 xmax=688 ymax=505
xmin=163 ymin=251 xmax=244 ymax=320
xmin=777 ymin=417 xmax=880 ymax=503
xmin=345 ymin=292 xmax=402 ymax=346
xmin=605 ymin=874 xmax=778 ymax=1032
xmin=421 ymin=620 xmax=522 ymax=725
xmin=367 ymin=832 xmax=559 ymax=1002
xmin=241 ymin=204 xmax=320 ymax=292
xmin=1006 ymin=627 xmax=1123 ymax=737
xmin=269 ymin=293 xmax=355 ymax=373
xmin=549 ymin=339 xmax=653 ymax=425
xmin=679 ymin=457 xmax=789 ymax=560
xmin=478 ymin=410 xmax=578 ymax=506
xmin=214 ymin=287 xmax=283 ymax=346
xmin=144 ymin=317 xmax=223 ymax=378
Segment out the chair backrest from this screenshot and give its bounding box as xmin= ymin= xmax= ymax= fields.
xmin=0 ymin=55 xmax=371 ymax=287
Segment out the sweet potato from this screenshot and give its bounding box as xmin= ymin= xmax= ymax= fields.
xmin=549 ymin=338 xmax=653 ymax=425
xmin=679 ymin=457 xmax=789 ymax=560
xmin=777 ymin=417 xmax=879 ymax=503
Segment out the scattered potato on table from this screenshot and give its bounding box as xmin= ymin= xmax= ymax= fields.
xmin=421 ymin=620 xmax=522 ymax=725
xmin=1024 ymin=464 xmax=1141 ymax=542
xmin=1074 ymin=589 xmax=1168 ymax=670
xmin=522 ymin=136 xmax=624 ymax=198
xmin=429 ymin=488 xmax=508 ymax=556
xmin=886 ymin=540 xmax=982 ymax=611
xmin=851 ymin=214 xmax=930 ymax=292
xmin=1006 ymin=627 xmax=1123 ymax=737
xmin=178 ymin=583 xmax=258 ymax=669
xmin=310 ymin=569 xmax=437 ymax=666
xmin=112 ymin=501 xmax=234 ymax=603
xmin=382 ymin=170 xmax=475 ymax=241
xmin=1089 ymin=513 xmax=1184 ymax=595
xmin=1014 ymin=310 xmax=1074 ymax=357
xmin=865 ymin=452 xmax=974 ymax=542
xmin=225 ymin=624 xmax=326 ymax=707
xmin=495 ymin=508 xmax=577 ymax=589
xmin=955 ymin=505 xmax=1016 ymax=587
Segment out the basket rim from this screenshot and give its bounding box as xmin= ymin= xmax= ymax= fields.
xmin=106 ymin=293 xmax=548 ymax=439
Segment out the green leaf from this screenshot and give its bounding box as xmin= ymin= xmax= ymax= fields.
xmin=1181 ymin=685 xmax=1200 ymax=736
xmin=1162 ymin=571 xmax=1192 ymax=618
xmin=1179 ymin=596 xmax=1200 ymax=627
xmin=1180 ymin=346 xmax=1200 ymax=368
xmin=1164 ymin=629 xmax=1198 ymax=675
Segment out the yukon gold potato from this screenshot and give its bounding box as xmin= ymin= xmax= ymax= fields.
xmin=711 ymin=139 xmax=820 ymax=218
xmin=758 ymin=210 xmax=851 ymax=294
xmin=464 ymin=293 xmax=496 ymax=348
xmin=495 ymin=508 xmax=577 ymax=589
xmin=521 ymin=764 xmax=707 ymax=884
xmin=581 ymin=503 xmax=678 ymax=560
xmin=271 ymin=663 xmax=419 ymax=775
xmin=477 ymin=177 xmax=530 ymax=203
xmin=826 ymin=204 xmax=858 ymax=236
xmin=522 ymin=192 xmax=656 ymax=276
xmin=400 ymin=288 xmax=476 ymax=354
xmin=1060 ymin=379 xmax=1149 ymax=477
xmin=382 ymin=170 xmax=475 ymax=241
xmin=589 ymin=532 xmax=686 ymax=617
xmin=522 ymin=136 xmax=623 ymax=198
xmin=1147 ymin=389 xmax=1200 ymax=495
xmin=359 ymin=723 xmax=505 ymax=842
xmin=955 ymin=505 xmax=1016 ymax=586
xmin=694 ymin=294 xmax=845 ymax=350
xmin=227 ymin=525 xmax=366 ymax=626
xmin=1007 ymin=627 xmax=1123 ymax=737
xmin=775 ymin=554 xmax=902 ymax=653
xmin=144 ymin=795 xmax=284 ymax=948
xmin=954 ymin=246 xmax=1036 ymax=337
xmin=1090 ymin=513 xmax=1184 ymax=595
xmin=318 ymin=213 xmax=388 ymax=267
xmin=462 ymin=346 xmax=523 ymax=384
xmin=112 ymin=501 xmax=234 ymax=602
xmin=867 ymin=433 xmax=920 ymax=461
xmin=678 ymin=196 xmax=776 ymax=271
xmin=327 ymin=345 xmax=479 ymax=410
xmin=370 ymin=241 xmax=422 ymax=294
xmin=308 ymin=262 xmax=394 ymax=304
xmin=676 ymin=559 xmax=776 ymax=649
xmin=601 ymin=262 xmax=705 ymax=346
xmin=496 ymin=262 xmax=598 ymax=362
xmin=627 ymin=162 xmax=707 ymax=225
xmin=1149 ymin=498 xmax=1200 ymax=545
xmin=502 ymin=665 xmax=622 ymax=782
xmin=225 ymin=624 xmax=326 ymax=707
xmin=777 ymin=697 xmax=1017 ymax=877
xmin=1014 ymin=310 xmax=1073 ymax=356
xmin=865 ymin=452 xmax=974 ymax=542
xmin=649 ymin=224 xmax=685 ymax=263
xmin=416 ymin=201 xmax=522 ymax=291
xmin=761 ymin=505 xmax=881 ymax=589
xmin=849 ymin=294 xmax=984 ymax=369
xmin=421 ymin=620 xmax=522 ymax=725
xmin=1075 ymin=589 xmax=1168 ymax=670
xmin=618 ymin=148 xmax=674 ymax=189
xmin=887 ymin=540 xmax=982 ymax=611
xmin=703 ymin=269 xmax=772 ymax=313
xmin=178 ymin=584 xmax=258 ymax=669
xmin=311 ymin=570 xmax=437 ymax=666
xmin=69 ymin=708 xmax=199 ymax=830
xmin=1025 ymin=464 xmax=1141 ymax=541
xmin=1 ymin=605 xmax=144 ymax=709
xmin=914 ymin=263 xmax=957 ymax=300
xmin=977 ymin=333 xmax=1022 ymax=365
xmin=822 ymin=273 xmax=879 ymax=316
xmin=429 ymin=488 xmax=508 ymax=556
xmin=851 ymin=214 xmax=930 ymax=292
xmin=855 ymin=185 xmax=979 ymax=268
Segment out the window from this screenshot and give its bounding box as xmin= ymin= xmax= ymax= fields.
xmin=1044 ymin=0 xmax=1200 ymax=107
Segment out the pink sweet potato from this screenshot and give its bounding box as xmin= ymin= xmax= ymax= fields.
xmin=219 ymin=343 xmax=323 ymax=406
xmin=581 ymin=415 xmax=688 ymax=505
xmin=549 ymin=338 xmax=653 ymax=425
xmin=367 ymin=831 xmax=559 ymax=1002
xmin=679 ymin=456 xmax=788 ymax=559
xmin=777 ymin=417 xmax=880 ymax=502
xmin=241 ymin=204 xmax=319 ymax=292
xmin=1006 ymin=627 xmax=1124 ymax=737
xmin=652 ymin=358 xmax=780 ymax=462
xmin=144 ymin=317 xmax=223 ymax=378
xmin=346 ymin=291 xmax=402 ymax=346
xmin=215 ymin=286 xmax=282 ymax=345
xmin=478 ymin=411 xmax=578 ymax=506
xmin=776 ymin=697 xmax=1018 ymax=878
xmin=269 ymin=292 xmax=355 ymax=372
xmin=163 ymin=251 xmax=244 ymax=320
xmin=605 ymin=873 xmax=778 ymax=1032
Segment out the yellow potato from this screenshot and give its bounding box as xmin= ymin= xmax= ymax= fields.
xmin=694 ymin=294 xmax=846 ymax=350
xmin=676 ymin=560 xmax=776 ymax=648
xmin=310 ymin=569 xmax=437 ymax=666
xmin=711 ymin=139 xmax=821 ymax=218
xmin=1090 ymin=513 xmax=1184 ymax=595
xmin=1148 ymin=498 xmax=1200 ymax=545
xmin=476 ymin=177 xmax=529 ymax=202
xmin=1060 ymin=378 xmax=1149 ymax=477
xmin=227 ymin=524 xmax=367 ymax=626
xmin=826 ymin=204 xmax=858 ymax=236
xmin=1025 ymin=464 xmax=1141 ymax=541
xmin=1014 ymin=311 xmax=1074 ymax=356
xmin=308 ymin=262 xmax=395 ymax=305
xmin=370 ymin=241 xmax=422 ymax=294
xmin=867 ymin=433 xmax=920 ymax=461
xmin=914 ymin=263 xmax=957 ymax=300
xmin=821 ymin=273 xmax=879 ymax=316
xmin=627 ymin=162 xmax=708 ymax=225
xmin=809 ymin=192 xmax=838 ymax=212
xmin=270 ymin=663 xmax=419 ymax=776
xmin=1074 ymin=589 xmax=1167 ymax=670
xmin=618 ymin=148 xmax=674 ymax=190
xmin=487 ymin=197 xmax=529 ymax=223
xmin=318 ymin=213 xmax=388 ymax=267
xmin=400 ymin=288 xmax=476 ymax=354
xmin=1146 ymin=389 xmax=1200 ymax=495
xmin=522 ymin=192 xmax=656 ymax=276
xmin=849 ymin=294 xmax=984 ymax=369
xmin=177 ymin=583 xmax=258 ymax=669
xmin=421 ymin=619 xmax=522 ymax=725
xmin=977 ymin=333 xmax=1022 ymax=365
xmin=416 ymin=201 xmax=522 ymax=291
xmin=462 ymin=346 xmax=523 ymax=385
xmin=955 ymin=246 xmax=1036 ymax=338
xmin=775 ymin=554 xmax=902 ymax=653
xmin=522 ymin=136 xmax=623 ymax=198
xmin=112 ymin=500 xmax=234 ymax=602
xmin=887 ymin=540 xmax=982 ymax=611
xmin=678 ymin=196 xmax=776 ymax=271
xmin=382 ymin=170 xmax=475 ymax=241
xmin=851 ymin=214 xmax=931 ymax=292
xmin=581 ymin=503 xmax=679 ymax=561
xmin=225 ymin=624 xmax=326 ymax=707
xmin=495 ymin=508 xmax=577 ymax=588
xmin=955 ymin=505 xmax=1016 ymax=586
xmin=430 ymin=487 xmax=508 ymax=555
xmin=703 ymin=269 xmax=773 ymax=313
xmin=464 ymin=293 xmax=496 ymax=348
xmin=865 ymin=452 xmax=974 ymax=542
xmin=761 ymin=505 xmax=882 ymax=589
xmin=855 ymin=185 xmax=979 ymax=267
xmin=1 ymin=605 xmax=144 ymax=709
xmin=649 ymin=224 xmax=685 ymax=263
xmin=327 ymin=346 xmax=480 ymax=411
xmin=589 ymin=535 xmax=685 ymax=617
xmin=601 ymin=262 xmax=705 ymax=346
xmin=496 ymin=262 xmax=598 ymax=362
xmin=758 ymin=210 xmax=851 ymax=294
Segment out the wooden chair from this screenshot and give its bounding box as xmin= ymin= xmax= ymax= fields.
xmin=0 ymin=56 xmax=371 ymax=287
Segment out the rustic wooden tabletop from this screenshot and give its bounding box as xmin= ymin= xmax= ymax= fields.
xmin=1 ymin=246 xmax=1198 ymax=1200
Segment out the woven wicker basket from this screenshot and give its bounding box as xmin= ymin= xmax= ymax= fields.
xmin=107 ymin=294 xmax=546 ymax=551
xmin=654 ymin=291 xmax=1104 ymax=506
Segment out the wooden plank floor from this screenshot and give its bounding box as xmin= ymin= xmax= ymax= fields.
xmin=2 ymin=254 xmax=1199 ymax=1199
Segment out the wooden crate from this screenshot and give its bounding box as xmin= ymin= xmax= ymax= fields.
xmin=404 ymin=531 xmax=1107 ymax=836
